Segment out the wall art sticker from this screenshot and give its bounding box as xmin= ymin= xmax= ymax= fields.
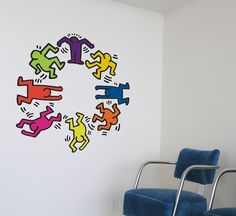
xmin=65 ymin=113 xmax=90 ymax=153
xmin=16 ymin=33 xmax=130 ymax=153
xmin=95 ymin=82 xmax=130 ymax=105
xmin=17 ymin=76 xmax=63 ymax=105
xmin=30 ymin=43 xmax=65 ymax=79
xmin=57 ymin=35 xmax=94 ymax=64
xmin=85 ymin=50 xmax=117 ymax=79
xmin=16 ymin=106 xmax=61 ymax=138
xmin=92 ymin=103 xmax=120 ymax=131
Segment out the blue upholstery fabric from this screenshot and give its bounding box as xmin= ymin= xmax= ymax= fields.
xmin=123 ymin=188 xmax=207 ymax=216
xmin=203 ymin=208 xmax=236 ymax=216
xmin=174 ymin=148 xmax=220 ymax=184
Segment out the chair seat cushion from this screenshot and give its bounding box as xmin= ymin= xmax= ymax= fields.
xmin=203 ymin=208 xmax=236 ymax=216
xmin=123 ymin=188 xmax=207 ymax=216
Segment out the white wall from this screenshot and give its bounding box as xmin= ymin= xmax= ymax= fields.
xmin=0 ymin=0 xmax=163 ymax=215
xmin=162 ymin=0 xmax=236 ymax=207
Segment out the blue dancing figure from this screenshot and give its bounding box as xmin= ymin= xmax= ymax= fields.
xmin=95 ymin=82 xmax=130 ymax=105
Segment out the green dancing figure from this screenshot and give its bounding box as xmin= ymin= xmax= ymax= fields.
xmin=29 ymin=43 xmax=65 ymax=79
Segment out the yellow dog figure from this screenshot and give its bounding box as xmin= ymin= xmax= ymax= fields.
xmin=65 ymin=112 xmax=90 ymax=153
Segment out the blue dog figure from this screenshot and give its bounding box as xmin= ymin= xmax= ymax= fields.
xmin=95 ymin=82 xmax=130 ymax=105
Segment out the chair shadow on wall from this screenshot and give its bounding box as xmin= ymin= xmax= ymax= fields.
xmin=123 ymin=148 xmax=221 ymax=216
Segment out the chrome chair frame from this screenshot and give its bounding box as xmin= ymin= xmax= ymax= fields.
xmin=208 ymin=168 xmax=236 ymax=210
xmin=133 ymin=161 xmax=220 ymax=216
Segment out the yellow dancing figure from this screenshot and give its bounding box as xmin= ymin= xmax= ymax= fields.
xmin=85 ymin=50 xmax=117 ymax=79
xmin=65 ymin=113 xmax=90 ymax=153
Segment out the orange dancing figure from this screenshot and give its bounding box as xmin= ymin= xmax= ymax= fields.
xmin=17 ymin=76 xmax=63 ymax=105
xmin=92 ymin=102 xmax=120 ymax=131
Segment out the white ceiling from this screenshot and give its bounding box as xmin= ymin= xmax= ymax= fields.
xmin=112 ymin=0 xmax=189 ymax=13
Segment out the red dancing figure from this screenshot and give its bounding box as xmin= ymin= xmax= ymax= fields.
xmin=17 ymin=76 xmax=63 ymax=105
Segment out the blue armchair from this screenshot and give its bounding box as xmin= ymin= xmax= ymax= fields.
xmin=123 ymin=148 xmax=220 ymax=216
xmin=203 ymin=168 xmax=236 ymax=216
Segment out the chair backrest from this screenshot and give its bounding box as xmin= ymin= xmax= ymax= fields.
xmin=174 ymin=148 xmax=220 ymax=185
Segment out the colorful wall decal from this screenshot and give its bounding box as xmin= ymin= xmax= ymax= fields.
xmin=57 ymin=35 xmax=94 ymax=64
xmin=65 ymin=113 xmax=90 ymax=153
xmin=30 ymin=43 xmax=65 ymax=79
xmin=95 ymin=82 xmax=130 ymax=105
xmin=92 ymin=103 xmax=120 ymax=131
xmin=17 ymin=76 xmax=63 ymax=105
xmin=85 ymin=50 xmax=117 ymax=79
xmin=16 ymin=33 xmax=130 ymax=153
xmin=16 ymin=106 xmax=61 ymax=138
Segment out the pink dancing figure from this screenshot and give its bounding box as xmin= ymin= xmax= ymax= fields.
xmin=16 ymin=106 xmax=61 ymax=138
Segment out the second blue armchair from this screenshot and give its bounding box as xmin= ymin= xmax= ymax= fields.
xmin=123 ymin=148 xmax=220 ymax=216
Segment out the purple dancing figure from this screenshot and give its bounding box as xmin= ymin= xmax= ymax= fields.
xmin=95 ymin=82 xmax=130 ymax=105
xmin=57 ymin=36 xmax=94 ymax=65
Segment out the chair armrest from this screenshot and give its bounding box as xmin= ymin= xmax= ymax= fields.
xmin=172 ymin=165 xmax=220 ymax=216
xmin=134 ymin=161 xmax=176 ymax=189
xmin=208 ymin=168 xmax=236 ymax=210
